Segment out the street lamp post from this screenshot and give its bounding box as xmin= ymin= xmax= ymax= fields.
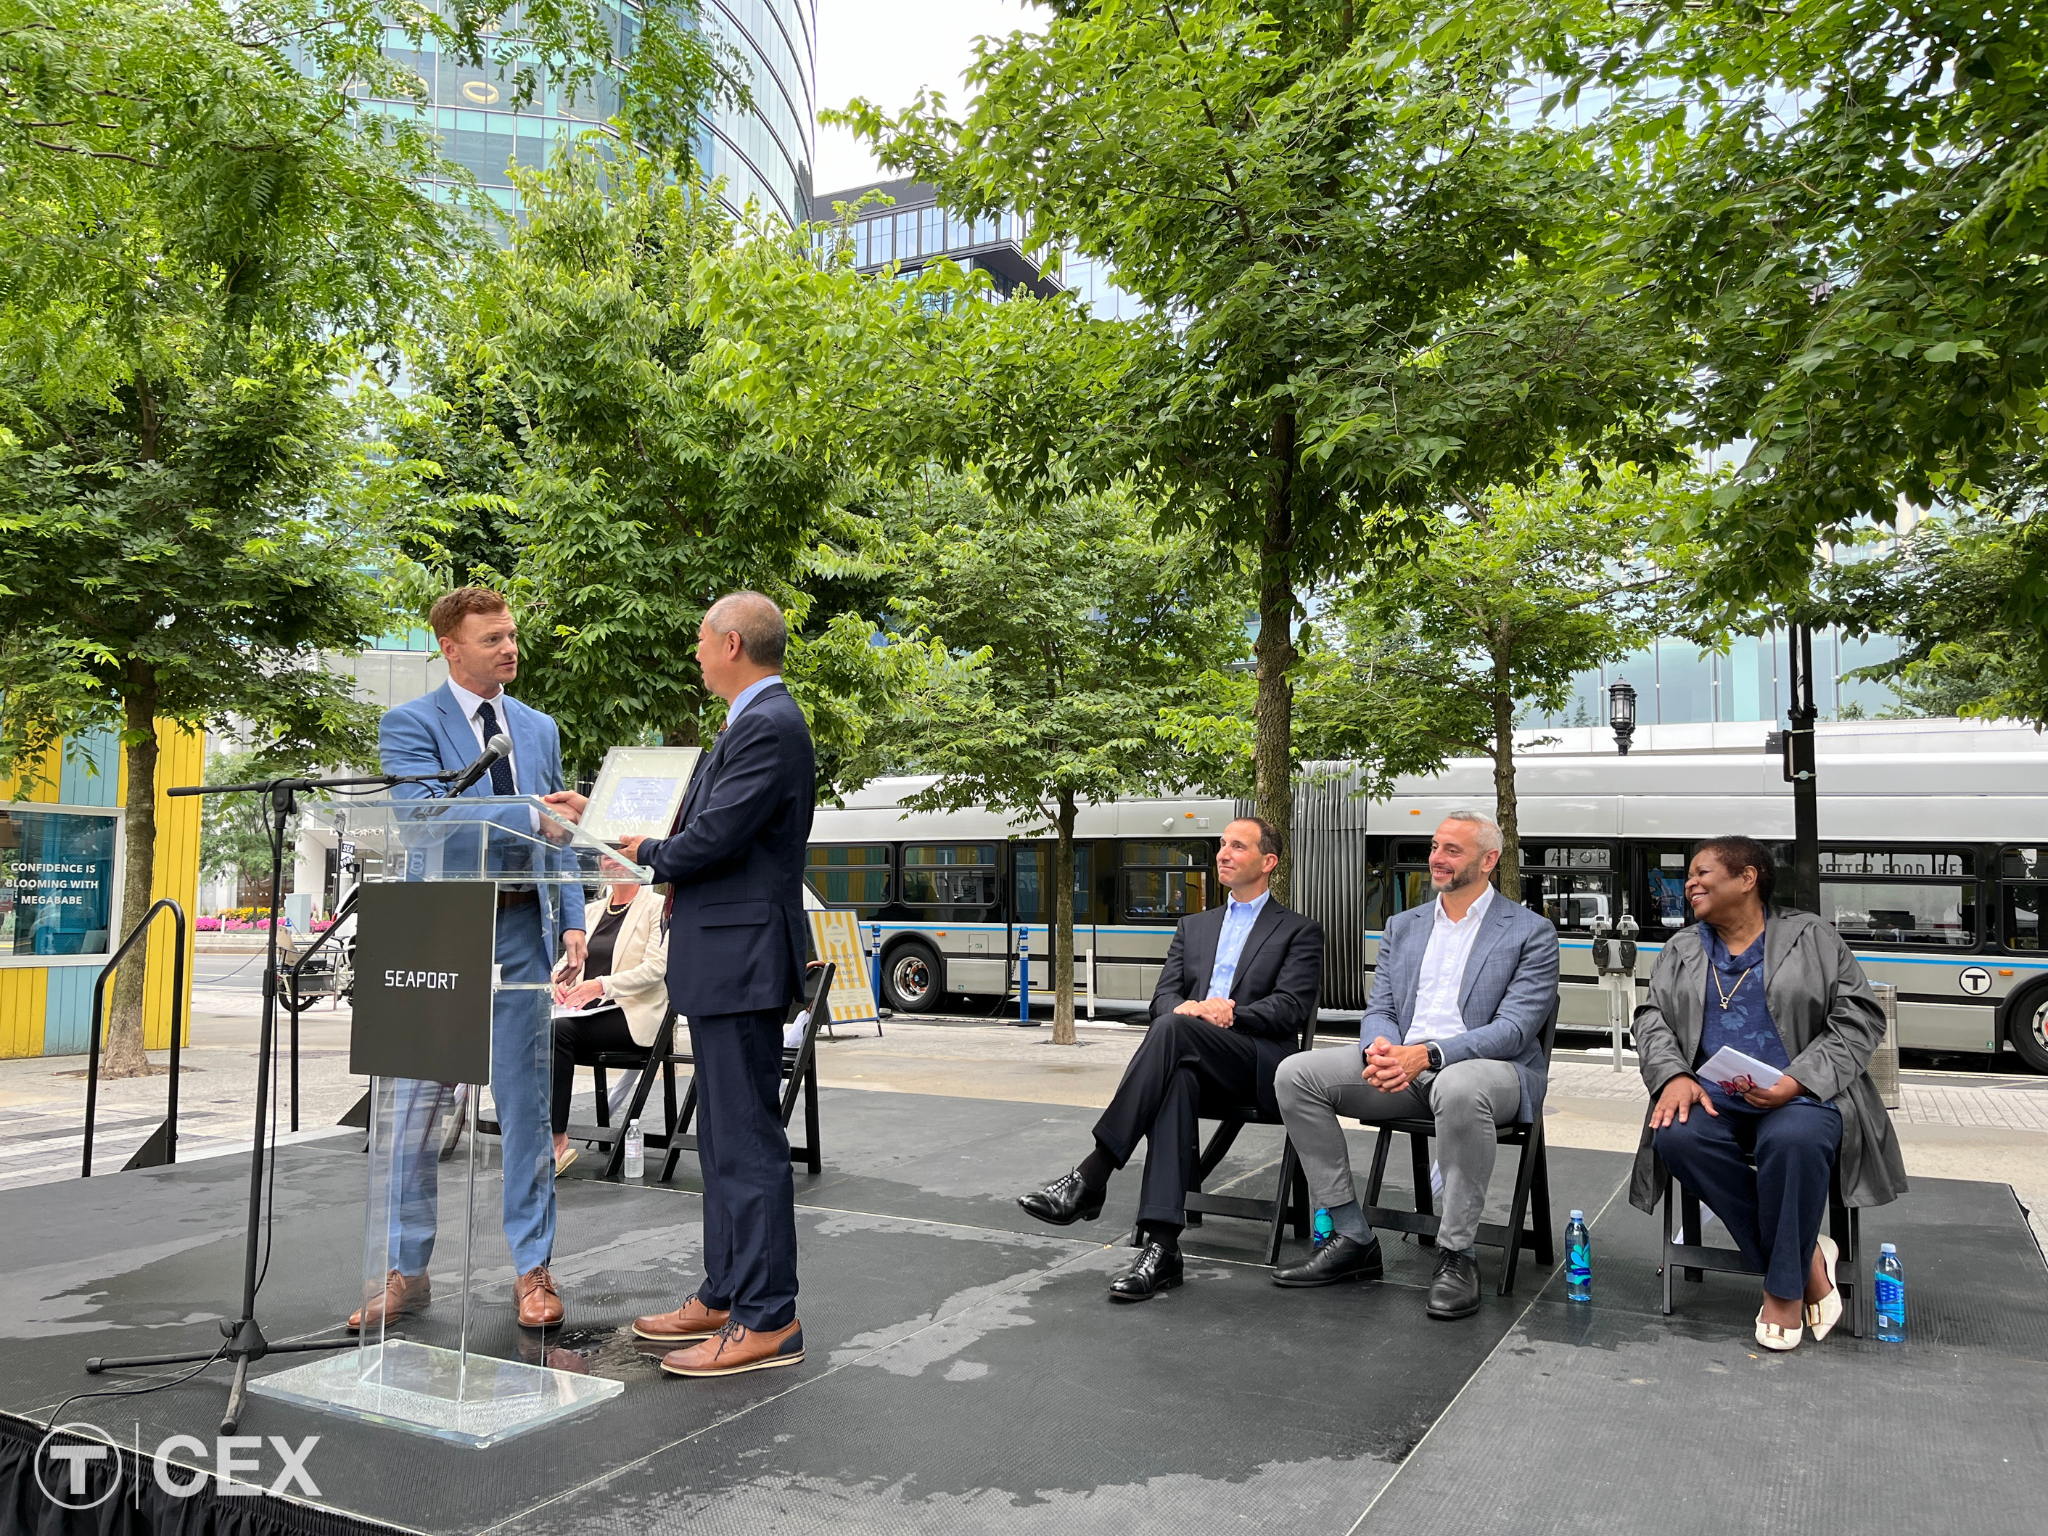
xmin=1608 ymin=678 xmax=1638 ymax=756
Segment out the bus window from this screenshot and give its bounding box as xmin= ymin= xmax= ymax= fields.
xmin=1119 ymin=839 xmax=1212 ymax=923
xmin=902 ymin=844 xmax=1000 ymax=915
xmin=1520 ymin=845 xmax=1616 ymax=933
xmin=805 ymin=845 xmax=891 ymax=912
xmin=2000 ymin=848 xmax=2048 ymax=950
xmin=1639 ymin=846 xmax=1692 ymax=934
xmin=1816 ymin=846 xmax=1976 ymax=949
xmin=1014 ymin=844 xmax=1094 ymax=922
xmin=1390 ymin=840 xmax=1433 ymax=912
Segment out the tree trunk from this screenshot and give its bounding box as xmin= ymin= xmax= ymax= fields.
xmin=1253 ymin=413 xmax=1299 ymax=904
xmin=1052 ymin=791 xmax=1077 ymax=1047
xmin=102 ymin=665 xmax=160 ymax=1078
xmin=1489 ymin=646 xmax=1522 ymax=903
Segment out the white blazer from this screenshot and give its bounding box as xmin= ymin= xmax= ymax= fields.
xmin=593 ymin=887 xmax=672 ymax=1046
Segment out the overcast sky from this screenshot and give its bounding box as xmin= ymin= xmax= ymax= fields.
xmin=812 ymin=0 xmax=1047 ymax=198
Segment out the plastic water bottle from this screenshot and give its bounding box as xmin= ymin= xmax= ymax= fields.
xmin=1313 ymin=1208 xmax=1333 ymax=1243
xmin=1876 ymin=1242 xmax=1905 ymax=1342
xmin=1565 ymin=1210 xmax=1592 ymax=1302
xmin=623 ymin=1120 xmax=644 ymax=1181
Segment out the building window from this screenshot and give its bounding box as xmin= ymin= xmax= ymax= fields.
xmin=0 ymin=808 xmax=120 ymax=960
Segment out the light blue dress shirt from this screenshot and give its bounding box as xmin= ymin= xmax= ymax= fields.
xmin=722 ymin=674 xmax=781 ymax=731
xmin=1206 ymin=889 xmax=1272 ymax=1000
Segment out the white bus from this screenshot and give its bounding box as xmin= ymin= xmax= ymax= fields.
xmin=804 ymin=720 xmax=2048 ymax=1072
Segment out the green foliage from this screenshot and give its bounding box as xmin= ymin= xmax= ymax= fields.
xmin=197 ymin=748 xmax=298 ymax=897
xmin=1560 ymin=0 xmax=2048 ymax=614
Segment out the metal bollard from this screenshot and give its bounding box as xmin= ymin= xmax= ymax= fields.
xmin=1018 ymin=926 xmax=1032 ymax=1024
xmin=870 ymin=923 xmax=882 ymax=1008
xmin=1869 ymin=981 xmax=1902 ymax=1110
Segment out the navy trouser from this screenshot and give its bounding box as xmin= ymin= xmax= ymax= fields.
xmin=690 ymin=1008 xmax=799 ymax=1331
xmin=1655 ymin=1082 xmax=1842 ymax=1299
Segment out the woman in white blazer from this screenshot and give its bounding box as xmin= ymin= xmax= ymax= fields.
xmin=550 ymin=872 xmax=670 ymax=1173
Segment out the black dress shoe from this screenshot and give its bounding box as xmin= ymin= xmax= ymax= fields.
xmin=1018 ymin=1170 xmax=1105 ymax=1227
xmin=1427 ymin=1247 xmax=1482 ymax=1319
xmin=1272 ymin=1233 xmax=1384 ymax=1288
xmin=1109 ymin=1241 xmax=1184 ymax=1302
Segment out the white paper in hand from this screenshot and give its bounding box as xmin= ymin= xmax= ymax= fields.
xmin=1697 ymin=1046 xmax=1784 ymax=1093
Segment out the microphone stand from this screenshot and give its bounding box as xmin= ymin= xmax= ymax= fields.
xmin=83 ymin=765 xmax=461 ymax=1433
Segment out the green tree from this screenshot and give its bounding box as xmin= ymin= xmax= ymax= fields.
xmin=1304 ymin=465 xmax=1707 ymax=895
xmin=864 ymin=473 xmax=1248 ymax=1044
xmin=839 ymin=0 xmax=1679 ymax=896
xmin=197 ymin=748 xmax=301 ymax=905
xmin=1566 ymin=0 xmax=2048 ymax=616
xmin=0 ymin=0 xmax=738 ymax=1075
xmin=378 ymin=147 xmax=844 ymax=777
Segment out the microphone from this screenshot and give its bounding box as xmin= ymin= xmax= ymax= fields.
xmin=446 ymin=734 xmax=513 ymax=796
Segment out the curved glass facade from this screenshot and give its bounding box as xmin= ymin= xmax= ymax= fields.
xmin=366 ymin=2 xmax=815 ymax=225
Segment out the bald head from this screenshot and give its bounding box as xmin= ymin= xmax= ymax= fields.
xmin=705 ymin=591 xmax=787 ymax=666
xmin=697 ymin=590 xmax=787 ymax=703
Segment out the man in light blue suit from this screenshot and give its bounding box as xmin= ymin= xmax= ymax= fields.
xmin=347 ymin=587 xmax=587 ymax=1335
xmin=1273 ymin=810 xmax=1558 ymax=1319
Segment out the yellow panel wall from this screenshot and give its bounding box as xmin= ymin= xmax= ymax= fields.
xmin=0 ymin=721 xmax=204 ymax=1057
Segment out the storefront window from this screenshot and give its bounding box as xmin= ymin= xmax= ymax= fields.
xmin=0 ymin=808 xmax=119 ymax=959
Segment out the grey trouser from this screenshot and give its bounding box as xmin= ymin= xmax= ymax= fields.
xmin=1274 ymin=1046 xmax=1522 ymax=1254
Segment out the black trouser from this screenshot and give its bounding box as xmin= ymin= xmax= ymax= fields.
xmin=550 ymin=1006 xmax=641 ymax=1134
xmin=690 ymin=1008 xmax=800 ymax=1331
xmin=1092 ymin=1013 xmax=1285 ymax=1229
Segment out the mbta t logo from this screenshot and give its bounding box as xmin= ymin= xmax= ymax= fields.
xmin=34 ymin=1423 xmax=321 ymax=1509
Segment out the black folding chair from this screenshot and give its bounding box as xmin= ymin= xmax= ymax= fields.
xmin=574 ymin=1009 xmax=676 ymax=1181
xmin=1357 ymin=997 xmax=1560 ymax=1296
xmin=1179 ymin=985 xmax=1322 ymax=1266
xmin=657 ymin=962 xmax=834 ymax=1183
xmin=1659 ymin=1162 xmax=1866 ymax=1337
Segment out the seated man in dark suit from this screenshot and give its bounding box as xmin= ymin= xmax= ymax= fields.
xmin=1017 ymin=817 xmax=1324 ymax=1303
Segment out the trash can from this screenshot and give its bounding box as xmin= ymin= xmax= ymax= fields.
xmin=1869 ymin=981 xmax=1902 ymax=1110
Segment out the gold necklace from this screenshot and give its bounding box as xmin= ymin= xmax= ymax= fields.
xmin=1713 ymin=965 xmax=1753 ymax=1010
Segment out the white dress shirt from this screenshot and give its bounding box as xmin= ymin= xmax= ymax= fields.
xmin=445 ymin=678 xmax=535 ymax=829
xmin=1406 ymin=884 xmax=1496 ymax=1045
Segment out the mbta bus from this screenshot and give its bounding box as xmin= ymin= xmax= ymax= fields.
xmin=806 ymin=722 xmax=2048 ymax=1072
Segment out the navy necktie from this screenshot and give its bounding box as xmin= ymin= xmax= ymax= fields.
xmin=475 ymin=700 xmax=516 ymax=795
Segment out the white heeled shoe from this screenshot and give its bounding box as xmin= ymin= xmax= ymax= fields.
xmin=1804 ymin=1234 xmax=1843 ymax=1341
xmin=1755 ymin=1308 xmax=1803 ymax=1351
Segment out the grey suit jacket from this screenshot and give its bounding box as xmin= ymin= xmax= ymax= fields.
xmin=1361 ymin=892 xmax=1560 ymax=1122
xmin=1628 ymin=909 xmax=1908 ymax=1211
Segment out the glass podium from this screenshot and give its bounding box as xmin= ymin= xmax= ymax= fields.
xmin=251 ymin=795 xmax=648 ymax=1447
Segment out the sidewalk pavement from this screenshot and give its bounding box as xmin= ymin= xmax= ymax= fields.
xmin=8 ymin=1002 xmax=2045 ymax=1253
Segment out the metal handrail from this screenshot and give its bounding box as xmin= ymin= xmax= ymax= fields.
xmin=81 ymin=898 xmax=189 ymax=1177
xmin=284 ymin=886 xmax=359 ymax=1132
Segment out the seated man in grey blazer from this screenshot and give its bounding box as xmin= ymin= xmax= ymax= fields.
xmin=1272 ymin=810 xmax=1558 ymax=1319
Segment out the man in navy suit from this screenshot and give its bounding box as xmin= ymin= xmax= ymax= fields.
xmin=1015 ymin=818 xmax=1325 ymax=1303
xmin=1272 ymin=810 xmax=1558 ymax=1319
xmin=353 ymin=587 xmax=587 ymax=1334
xmin=552 ymin=591 xmax=815 ymax=1379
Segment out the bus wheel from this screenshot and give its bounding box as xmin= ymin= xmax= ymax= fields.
xmin=2004 ymin=982 xmax=2048 ymax=1075
xmin=882 ymin=941 xmax=943 ymax=1014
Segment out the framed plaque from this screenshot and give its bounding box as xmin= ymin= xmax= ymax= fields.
xmin=581 ymin=746 xmax=703 ymax=845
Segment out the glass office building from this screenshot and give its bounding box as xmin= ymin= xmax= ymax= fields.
xmin=362 ymin=1 xmax=816 ymax=225
xmin=1521 ymin=629 xmax=1905 ymax=729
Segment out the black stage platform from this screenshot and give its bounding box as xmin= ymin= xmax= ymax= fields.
xmin=3 ymin=1088 xmax=2044 ymax=1534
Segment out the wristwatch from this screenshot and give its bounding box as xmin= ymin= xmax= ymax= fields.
xmin=1424 ymin=1041 xmax=1445 ymax=1073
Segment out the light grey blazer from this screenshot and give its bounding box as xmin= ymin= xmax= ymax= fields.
xmin=1361 ymin=893 xmax=1561 ymax=1122
xmin=1628 ymin=909 xmax=1908 ymax=1211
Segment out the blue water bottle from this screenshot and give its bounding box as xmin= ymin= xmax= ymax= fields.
xmin=1313 ymin=1208 xmax=1333 ymax=1244
xmin=1565 ymin=1210 xmax=1592 ymax=1301
xmin=1876 ymin=1242 xmax=1905 ymax=1342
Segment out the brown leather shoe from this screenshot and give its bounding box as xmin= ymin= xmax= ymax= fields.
xmin=632 ymin=1293 xmax=731 ymax=1343
xmin=659 ymin=1319 xmax=804 ymax=1378
xmin=347 ymin=1269 xmax=430 ymax=1333
xmin=514 ymin=1265 xmax=565 ymax=1329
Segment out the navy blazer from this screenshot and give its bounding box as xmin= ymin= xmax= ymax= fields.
xmin=1361 ymin=892 xmax=1559 ymax=1121
xmin=640 ymin=680 xmax=815 ymax=1017
xmin=379 ymin=682 xmax=585 ymax=961
xmin=1151 ymin=898 xmax=1324 ymax=1044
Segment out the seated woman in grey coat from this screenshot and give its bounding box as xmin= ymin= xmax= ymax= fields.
xmin=1629 ymin=836 xmax=1906 ymax=1351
